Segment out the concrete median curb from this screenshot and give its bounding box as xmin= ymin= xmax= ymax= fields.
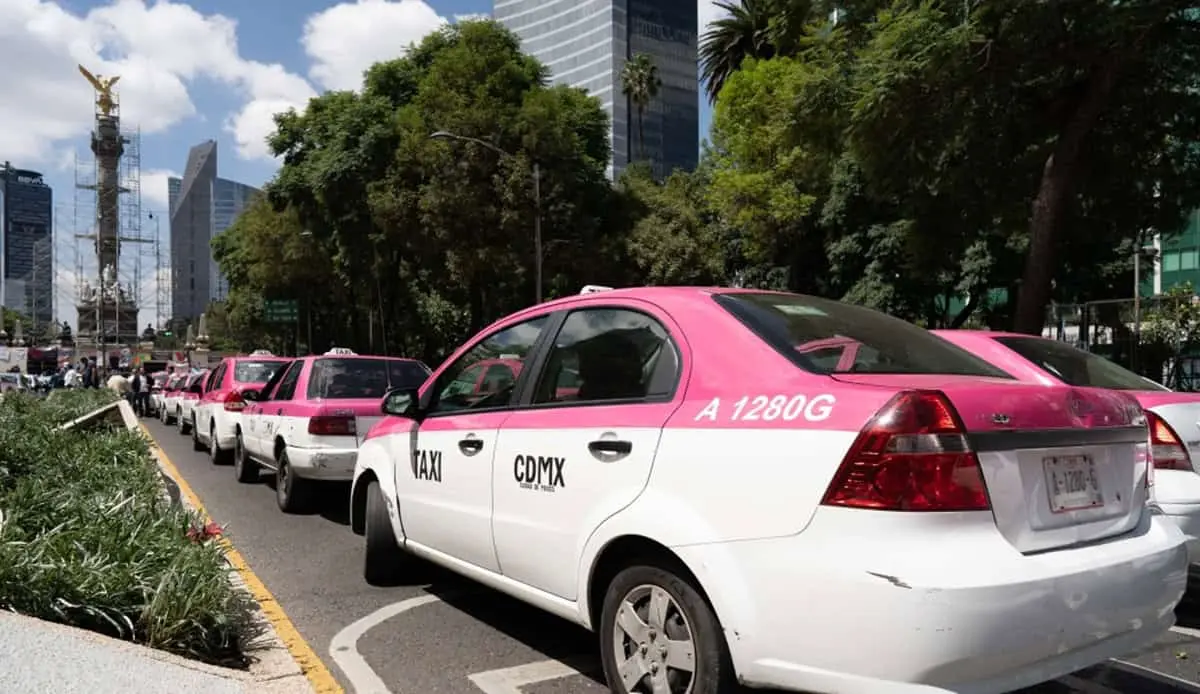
xmin=143 ymin=432 xmax=322 ymax=694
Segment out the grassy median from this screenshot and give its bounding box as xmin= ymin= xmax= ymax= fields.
xmin=0 ymin=389 xmax=257 ymax=667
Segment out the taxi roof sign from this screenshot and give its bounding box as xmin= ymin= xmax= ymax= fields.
xmin=325 ymin=347 xmax=357 ymax=356
xmin=580 ymin=285 xmax=613 ymax=294
xmin=249 ymin=349 xmax=274 ymax=357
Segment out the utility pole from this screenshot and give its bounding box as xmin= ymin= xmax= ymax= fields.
xmin=429 ymin=130 xmax=544 ymax=304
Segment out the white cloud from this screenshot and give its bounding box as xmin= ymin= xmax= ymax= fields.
xmin=302 ymin=0 xmax=448 ymax=92
xmin=0 ymin=0 xmax=315 ymax=165
xmin=698 ymin=0 xmax=728 ymax=38
xmin=140 ymin=169 xmax=178 ymax=215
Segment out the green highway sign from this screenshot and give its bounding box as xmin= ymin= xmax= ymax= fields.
xmin=264 ymin=299 xmax=299 ymax=323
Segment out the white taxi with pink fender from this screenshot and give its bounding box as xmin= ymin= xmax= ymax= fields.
xmin=351 ymin=287 xmax=1188 ymax=694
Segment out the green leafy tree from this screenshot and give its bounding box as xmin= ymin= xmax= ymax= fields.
xmin=1142 ymin=282 xmax=1200 ymax=389
xmin=620 ymin=53 xmax=662 ymax=162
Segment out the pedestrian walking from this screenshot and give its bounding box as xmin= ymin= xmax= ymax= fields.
xmin=134 ymin=368 xmax=152 ymax=416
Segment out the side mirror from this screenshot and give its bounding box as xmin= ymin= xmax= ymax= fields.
xmin=382 ymin=387 xmax=420 ymax=417
xmin=188 ymin=384 xmax=203 ymax=395
xmin=241 ymin=388 xmax=261 ymax=402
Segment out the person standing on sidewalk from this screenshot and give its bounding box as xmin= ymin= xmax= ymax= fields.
xmin=130 ymin=369 xmax=144 ymax=415
xmin=136 ymin=368 xmax=152 ymax=416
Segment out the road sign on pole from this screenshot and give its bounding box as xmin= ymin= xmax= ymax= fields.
xmin=264 ymin=299 xmax=299 ymax=323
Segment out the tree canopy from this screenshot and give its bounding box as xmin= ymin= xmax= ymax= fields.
xmin=206 ymin=8 xmax=1200 ymax=364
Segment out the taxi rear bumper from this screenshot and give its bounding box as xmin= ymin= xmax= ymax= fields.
xmin=287 ymin=445 xmax=357 ymax=481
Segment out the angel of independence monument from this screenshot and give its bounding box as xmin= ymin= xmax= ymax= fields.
xmin=74 ymin=65 xmax=150 ymax=366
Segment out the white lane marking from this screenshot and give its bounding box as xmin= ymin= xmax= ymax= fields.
xmin=1172 ymin=624 xmax=1200 ymax=638
xmin=329 ymin=594 xmax=443 ymax=694
xmin=1058 ymin=674 xmax=1122 ymax=694
xmin=468 ymin=657 xmax=595 ymax=694
xmin=1111 ymin=657 xmax=1200 ymax=691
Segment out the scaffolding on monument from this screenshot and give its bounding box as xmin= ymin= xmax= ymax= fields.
xmin=71 ymin=77 xmax=150 ymax=354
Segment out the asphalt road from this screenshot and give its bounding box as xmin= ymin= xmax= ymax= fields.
xmin=145 ymin=418 xmax=1200 ymax=694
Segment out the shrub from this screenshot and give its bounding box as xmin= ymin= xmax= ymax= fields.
xmin=0 ymin=391 xmax=257 ymax=667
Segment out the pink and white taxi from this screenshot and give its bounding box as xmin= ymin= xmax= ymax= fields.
xmin=234 ymin=348 xmax=430 ymax=513
xmin=936 ymin=329 xmax=1200 ymax=571
xmin=192 ymin=350 xmax=290 ymax=464
xmin=173 ymin=369 xmax=209 ymax=435
xmin=351 ymin=286 xmax=1188 ymax=694
xmin=158 ymin=372 xmax=188 ymax=424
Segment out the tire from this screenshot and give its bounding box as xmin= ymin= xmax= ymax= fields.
xmin=275 ymin=449 xmax=311 ymax=513
xmin=234 ymin=431 xmax=258 ymax=483
xmin=191 ymin=416 xmax=205 ymax=451
xmin=177 ymin=408 xmax=189 ymax=434
xmin=363 ymin=480 xmax=406 ymax=586
xmin=209 ymin=424 xmax=232 ymax=464
xmin=599 ymin=564 xmax=734 ymax=694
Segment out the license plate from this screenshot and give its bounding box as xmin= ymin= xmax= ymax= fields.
xmin=1043 ymin=454 xmax=1104 ymax=513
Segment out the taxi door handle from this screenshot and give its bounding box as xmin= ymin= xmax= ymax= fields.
xmin=458 ymin=436 xmax=484 ymax=455
xmin=276 ymin=408 xmax=283 ymax=415
xmin=588 ymin=440 xmax=632 ymax=459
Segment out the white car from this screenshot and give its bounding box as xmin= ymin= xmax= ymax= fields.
xmin=233 ymin=349 xmax=430 ymax=513
xmin=352 ymin=287 xmax=1188 ymax=694
xmin=158 ymin=373 xmax=186 ymax=424
xmin=192 ymin=352 xmax=290 ymax=464
xmin=173 ymin=369 xmax=208 ymax=435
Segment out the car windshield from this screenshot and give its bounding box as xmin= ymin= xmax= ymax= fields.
xmin=993 ymin=336 xmax=1169 ymax=391
xmin=306 ymin=358 xmax=431 ymax=400
xmin=234 ymin=360 xmax=283 ymax=383
xmin=185 ymin=372 xmax=207 ymax=388
xmin=715 ymin=292 xmax=1013 ymax=377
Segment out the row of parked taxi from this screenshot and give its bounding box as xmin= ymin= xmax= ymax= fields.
xmin=154 ymin=286 xmax=1200 ymax=694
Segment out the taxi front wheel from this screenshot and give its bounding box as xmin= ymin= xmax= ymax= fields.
xmin=363 ymin=480 xmax=407 ymax=586
xmin=599 ymin=564 xmax=735 ymax=694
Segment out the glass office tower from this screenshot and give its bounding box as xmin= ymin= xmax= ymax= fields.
xmin=494 ymin=0 xmax=698 ymax=179
xmin=168 ymin=141 xmax=258 ymax=322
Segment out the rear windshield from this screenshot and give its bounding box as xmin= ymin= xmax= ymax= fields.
xmin=234 ymin=360 xmax=284 ymax=383
xmin=994 ymin=336 xmax=1169 ymax=391
xmin=306 ymin=358 xmax=431 ymax=400
xmin=715 ymin=292 xmax=1013 ymax=377
xmin=185 ymin=372 xmax=207 ymax=388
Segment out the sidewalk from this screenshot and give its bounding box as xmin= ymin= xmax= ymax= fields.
xmin=0 ymin=610 xmax=250 ymax=694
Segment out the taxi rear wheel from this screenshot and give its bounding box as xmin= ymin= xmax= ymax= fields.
xmin=209 ymin=424 xmax=232 ymax=465
xmin=599 ymin=564 xmax=734 ymax=694
xmin=364 ymin=480 xmax=407 ymax=586
xmin=177 ymin=409 xmax=189 ymax=434
xmin=275 ymin=450 xmax=312 ymax=513
xmin=191 ymin=417 xmax=205 ymax=452
xmin=234 ymin=431 xmax=258 ymax=483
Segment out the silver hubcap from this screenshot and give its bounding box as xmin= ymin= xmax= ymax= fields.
xmin=612 ymin=585 xmax=695 ymax=694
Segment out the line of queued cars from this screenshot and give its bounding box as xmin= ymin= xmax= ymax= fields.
xmin=163 ymin=286 xmax=1200 ymax=694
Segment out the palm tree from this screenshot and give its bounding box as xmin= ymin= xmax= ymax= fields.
xmin=620 ymin=53 xmax=662 ymax=162
xmin=699 ymin=0 xmax=818 ymax=103
xmin=699 ymin=0 xmax=779 ymax=103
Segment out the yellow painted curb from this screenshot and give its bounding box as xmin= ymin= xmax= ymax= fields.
xmin=142 ymin=425 xmax=345 ymax=694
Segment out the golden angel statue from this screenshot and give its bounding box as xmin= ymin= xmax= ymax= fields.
xmin=77 ymin=65 xmax=121 ymax=116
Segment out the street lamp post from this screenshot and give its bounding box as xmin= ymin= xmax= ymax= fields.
xmin=1132 ymin=242 xmax=1160 ymax=373
xmin=429 ymin=130 xmax=543 ymax=304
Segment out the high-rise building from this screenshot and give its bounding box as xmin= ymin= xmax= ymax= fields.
xmin=169 ymin=141 xmax=258 ymax=322
xmin=0 ymin=163 xmax=53 ymax=330
xmin=493 ymin=0 xmax=698 ymax=179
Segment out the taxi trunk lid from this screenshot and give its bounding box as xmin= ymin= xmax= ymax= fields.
xmin=832 ymin=374 xmax=1150 ymax=553
xmin=312 ymin=399 xmax=383 ymax=447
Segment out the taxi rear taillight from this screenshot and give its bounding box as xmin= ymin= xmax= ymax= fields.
xmin=821 ymin=390 xmax=990 ymax=512
xmin=223 ymin=391 xmax=246 ymax=412
xmin=309 ymin=415 xmax=356 ymax=436
xmin=1147 ymin=411 xmax=1192 ymax=471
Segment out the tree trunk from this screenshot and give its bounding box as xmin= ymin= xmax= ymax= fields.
xmin=950 ymin=292 xmax=981 ymax=329
xmin=637 ymin=104 xmax=646 ymax=161
xmin=1013 ymin=61 xmax=1124 ymax=335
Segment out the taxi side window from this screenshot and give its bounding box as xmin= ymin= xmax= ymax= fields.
xmin=533 ymin=308 xmax=678 ymax=405
xmin=207 ymin=363 xmax=226 ymax=391
xmin=272 ymin=362 xmax=304 ymax=401
xmin=428 ymin=316 xmax=548 ymax=415
xmin=256 ymin=361 xmax=291 ymax=401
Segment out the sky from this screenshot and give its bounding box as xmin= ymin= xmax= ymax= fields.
xmin=0 ymin=0 xmax=727 ymax=330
